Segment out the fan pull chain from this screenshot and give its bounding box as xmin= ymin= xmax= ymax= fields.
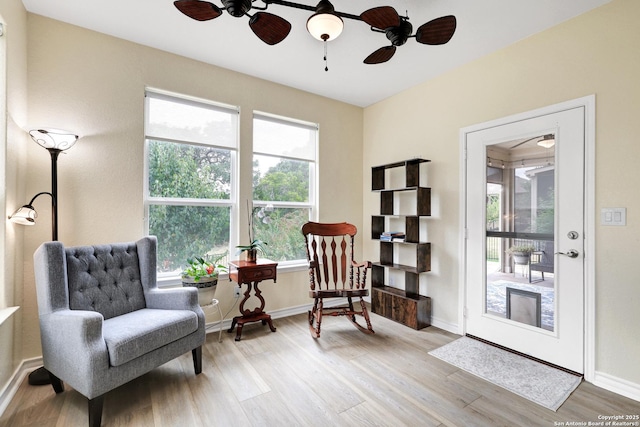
xmin=323 ymin=40 xmax=329 ymax=72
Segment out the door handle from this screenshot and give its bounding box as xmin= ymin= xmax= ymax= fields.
xmin=556 ymin=249 xmax=579 ymax=258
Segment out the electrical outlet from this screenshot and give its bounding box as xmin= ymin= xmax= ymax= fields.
xmin=234 ymin=285 xmax=241 ymax=298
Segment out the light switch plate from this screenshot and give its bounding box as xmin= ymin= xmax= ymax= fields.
xmin=601 ymin=207 xmax=626 ymax=226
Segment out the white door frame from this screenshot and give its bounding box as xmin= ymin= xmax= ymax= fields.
xmin=458 ymin=95 xmax=596 ymax=381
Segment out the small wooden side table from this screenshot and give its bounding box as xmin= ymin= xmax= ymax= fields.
xmin=228 ymin=259 xmax=278 ymax=341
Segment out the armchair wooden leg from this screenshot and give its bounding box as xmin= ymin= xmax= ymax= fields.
xmin=88 ymin=395 xmax=104 ymax=427
xmin=192 ymin=346 xmax=202 ymax=375
xmin=48 ymin=371 xmax=64 ymax=394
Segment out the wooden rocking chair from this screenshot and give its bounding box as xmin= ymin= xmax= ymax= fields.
xmin=301 ymin=221 xmax=374 ymax=338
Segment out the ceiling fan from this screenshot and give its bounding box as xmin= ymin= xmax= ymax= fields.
xmin=173 ymin=0 xmax=457 ymax=65
xmin=360 ymin=6 xmax=456 ymax=64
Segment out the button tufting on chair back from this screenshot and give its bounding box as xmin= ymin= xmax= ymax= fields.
xmin=66 ymin=243 xmax=146 ymax=319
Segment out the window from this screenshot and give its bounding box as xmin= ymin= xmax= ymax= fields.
xmin=252 ymin=112 xmax=317 ymax=264
xmin=144 ymin=89 xmax=238 ymax=276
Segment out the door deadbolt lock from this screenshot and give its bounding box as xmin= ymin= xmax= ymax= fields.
xmin=556 ymin=249 xmax=579 ymax=258
xmin=567 ymin=231 xmax=579 ymax=240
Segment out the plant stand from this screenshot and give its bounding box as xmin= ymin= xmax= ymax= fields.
xmin=183 ymin=277 xmax=224 ymax=341
xmin=204 ymin=298 xmax=224 ymax=343
xmin=512 ymin=253 xmax=531 ymax=278
xmin=182 ymin=276 xmax=218 ymax=305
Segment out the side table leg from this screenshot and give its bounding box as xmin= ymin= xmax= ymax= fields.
xmin=235 ymin=323 xmax=244 ymax=341
xmin=266 ymin=316 xmax=277 ymax=333
xmin=228 ymin=317 xmax=238 ymax=334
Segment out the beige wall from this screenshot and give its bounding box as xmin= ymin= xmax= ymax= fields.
xmin=22 ymin=15 xmax=363 ymax=359
xmin=0 ymin=0 xmax=28 ymax=392
xmin=363 ymin=0 xmax=639 ymax=385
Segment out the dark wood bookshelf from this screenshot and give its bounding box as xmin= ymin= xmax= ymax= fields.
xmin=370 ymin=158 xmax=432 ymax=330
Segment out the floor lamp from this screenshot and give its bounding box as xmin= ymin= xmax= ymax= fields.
xmin=8 ymin=128 xmax=78 ymax=385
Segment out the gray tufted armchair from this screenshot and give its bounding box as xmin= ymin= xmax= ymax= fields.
xmin=33 ymin=236 xmax=205 ymax=427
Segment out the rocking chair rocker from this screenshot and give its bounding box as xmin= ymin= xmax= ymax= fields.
xmin=302 ymin=222 xmax=374 ymax=338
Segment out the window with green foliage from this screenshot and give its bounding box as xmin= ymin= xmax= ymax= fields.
xmin=252 ymin=113 xmax=317 ymax=263
xmin=144 ymin=90 xmax=238 ymax=275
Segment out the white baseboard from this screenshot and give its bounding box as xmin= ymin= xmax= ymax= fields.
xmin=430 ymin=317 xmax=459 ymax=335
xmin=592 ymin=371 xmax=640 ymax=402
xmin=0 ymin=357 xmax=42 ymax=417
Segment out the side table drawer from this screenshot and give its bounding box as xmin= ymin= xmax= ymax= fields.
xmin=237 ymin=265 xmax=277 ymax=283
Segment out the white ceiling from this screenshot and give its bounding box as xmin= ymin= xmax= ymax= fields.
xmin=21 ymin=0 xmax=610 ymax=107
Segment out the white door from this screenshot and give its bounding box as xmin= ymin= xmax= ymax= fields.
xmin=464 ymin=105 xmax=585 ymax=373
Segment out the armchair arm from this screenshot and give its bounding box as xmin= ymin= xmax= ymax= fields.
xmin=39 ymin=310 xmax=109 ymax=382
xmin=41 ymin=310 xmax=104 ymax=348
xmin=145 ymin=287 xmax=200 ymax=311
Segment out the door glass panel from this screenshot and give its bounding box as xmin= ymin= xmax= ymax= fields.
xmin=485 ymin=135 xmax=556 ymax=331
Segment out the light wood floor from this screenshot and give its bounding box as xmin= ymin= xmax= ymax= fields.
xmin=2 ymin=311 xmax=639 ymax=426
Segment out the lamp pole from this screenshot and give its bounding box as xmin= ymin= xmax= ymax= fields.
xmin=48 ymin=148 xmax=60 ymax=241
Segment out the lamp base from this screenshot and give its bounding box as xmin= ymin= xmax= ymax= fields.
xmin=28 ymin=366 xmax=51 ymax=386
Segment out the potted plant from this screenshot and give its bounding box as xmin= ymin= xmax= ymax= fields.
xmin=236 ymin=200 xmax=271 ymax=262
xmin=182 ymin=256 xmax=227 ymax=305
xmin=181 ymin=257 xmax=225 ymax=288
xmin=507 ymin=244 xmax=535 ymax=265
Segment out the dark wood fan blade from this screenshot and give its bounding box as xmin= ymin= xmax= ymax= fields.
xmin=174 ymin=0 xmax=222 ymax=21
xmin=249 ymin=12 xmax=292 ymax=45
xmin=416 ymin=15 xmax=457 ymax=45
xmin=363 ymin=46 xmax=396 ymax=64
xmin=360 ymin=6 xmax=400 ymax=30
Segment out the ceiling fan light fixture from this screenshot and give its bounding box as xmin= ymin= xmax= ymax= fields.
xmin=306 ymin=0 xmax=343 ymax=41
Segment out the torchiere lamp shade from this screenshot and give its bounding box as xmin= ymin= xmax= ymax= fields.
xmin=29 ymin=129 xmax=78 ymax=151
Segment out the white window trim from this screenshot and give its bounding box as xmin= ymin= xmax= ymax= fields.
xmin=252 ymin=112 xmax=319 ymax=267
xmin=143 ymin=88 xmax=239 ymax=285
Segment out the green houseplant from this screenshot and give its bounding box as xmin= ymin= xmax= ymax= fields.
xmin=181 ymin=257 xmax=226 ymax=288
